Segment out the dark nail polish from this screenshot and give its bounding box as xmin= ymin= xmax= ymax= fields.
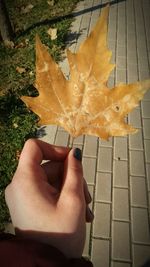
xmin=73 ymin=148 xmax=82 ymax=161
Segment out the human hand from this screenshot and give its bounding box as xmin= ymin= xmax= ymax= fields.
xmin=5 ymin=139 xmax=94 ymax=258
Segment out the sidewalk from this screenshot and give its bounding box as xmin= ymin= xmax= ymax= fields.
xmin=20 ymin=0 xmax=150 ymax=266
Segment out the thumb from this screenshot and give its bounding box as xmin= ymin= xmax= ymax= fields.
xmin=61 ymin=148 xmax=84 ymax=198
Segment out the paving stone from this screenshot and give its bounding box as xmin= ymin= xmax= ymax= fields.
xmin=116 ymin=68 xmax=126 ymax=84
xmin=143 ymin=119 xmax=150 ymax=139
xmin=83 ymin=223 xmax=91 ymax=257
xmin=116 ymin=56 xmax=126 ymax=69
xmin=130 ymin=150 xmax=145 ymax=177
xmin=100 ymin=137 xmax=113 ymax=148
xmin=132 ymin=207 xmax=150 ymax=243
xmin=141 ymin=101 xmax=150 ymax=118
xmin=113 ymin=160 xmax=128 ymax=188
xmin=83 ymin=157 xmax=96 ymax=184
xmin=133 ymin=244 xmax=150 ymax=267
xmin=108 ymin=76 xmax=115 ymax=88
xmin=144 ymin=140 xmax=150 ymax=163
xmin=95 ymin=172 xmax=112 ymax=202
xmin=131 ymin=176 xmax=147 ymax=207
xmin=127 ymin=64 xmax=138 ymax=83
xmin=143 ymin=88 xmax=150 ymax=100
xmin=138 ymin=57 xmax=149 ymax=72
xmin=128 ymin=108 xmax=142 ymax=128
xmin=127 ymin=39 xmax=136 ymax=53
xmin=93 ymin=203 xmax=111 ymax=238
xmin=37 ymin=125 xmax=57 ymax=144
xmin=129 ymin=129 xmax=143 ymax=150
xmin=117 ymin=45 xmax=126 ymax=57
xmin=73 ymin=135 xmax=84 ymax=145
xmin=127 ymin=51 xmax=137 ymax=65
xmin=98 ymin=147 xmax=112 ymax=172
xmin=113 ymin=188 xmax=129 ymax=221
xmin=114 ymin=137 xmax=128 ymax=160
xmin=139 ymin=69 xmax=150 ymax=81
xmin=117 ymin=35 xmax=126 ymax=48
xmin=83 ymin=136 xmax=98 ymax=157
xmin=87 ymin=184 xmax=94 ymax=209
xmin=108 ymin=40 xmax=116 ymax=52
xmin=91 ymin=239 xmax=109 ymax=267
xmin=54 ymin=131 xmax=69 ymax=146
xmin=57 ymin=126 xmax=65 ymax=132
xmin=112 ymin=221 xmax=131 ymax=260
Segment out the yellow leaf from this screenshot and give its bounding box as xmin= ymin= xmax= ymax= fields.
xmin=21 ymin=6 xmax=150 ymax=140
xmin=47 ymin=28 xmax=57 ymax=40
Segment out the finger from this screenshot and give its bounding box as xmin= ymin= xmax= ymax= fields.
xmin=61 ymin=148 xmax=84 ymax=199
xmin=19 ymin=139 xmax=70 ymax=167
xmin=42 ymin=161 xmax=64 ymax=191
xmin=83 ymin=179 xmax=92 ymax=204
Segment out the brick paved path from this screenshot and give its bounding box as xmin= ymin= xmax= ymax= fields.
xmin=35 ymin=0 xmax=150 ymax=266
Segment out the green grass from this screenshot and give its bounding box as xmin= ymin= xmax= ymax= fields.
xmin=0 ymin=0 xmax=80 ymax=231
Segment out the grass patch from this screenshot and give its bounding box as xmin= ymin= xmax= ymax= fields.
xmin=0 ymin=0 xmax=80 ymax=231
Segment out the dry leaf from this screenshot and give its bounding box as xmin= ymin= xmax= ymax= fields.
xmin=15 ymin=39 xmax=29 ymax=49
xmin=13 ymin=123 xmax=18 ymax=128
xmin=47 ymin=0 xmax=54 ymax=6
xmin=21 ymin=6 xmax=150 ymax=140
xmin=16 ymin=66 xmax=26 ymax=74
xmin=47 ymin=28 xmax=57 ymax=40
xmin=4 ymin=40 xmax=14 ymax=49
xmin=21 ymin=4 xmax=34 ymax=14
xmin=29 ymin=71 xmax=34 ymax=77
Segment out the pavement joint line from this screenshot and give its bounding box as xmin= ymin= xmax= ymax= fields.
xmin=113 ymin=218 xmax=130 ymax=223
xmin=94 ymin=200 xmax=112 ymax=204
xmin=96 ymin=170 xmax=112 ymax=174
xmin=92 ymin=236 xmax=111 ymax=241
xmin=113 ymin=186 xmax=129 ymax=189
xmin=132 ymin=241 xmax=150 ymax=246
xmin=112 ymin=259 xmax=132 ymax=264
xmin=129 ymin=174 xmax=146 ymax=178
xmin=131 ymin=205 xmax=149 ymax=209
xmin=113 ymin=159 xmax=128 ymax=162
xmin=141 ymin=0 xmax=150 ymax=75
xmin=87 ymin=183 xmax=95 ymax=186
xmin=129 ymin=148 xmax=145 ymax=152
xmin=83 ymin=156 xmax=97 ymax=159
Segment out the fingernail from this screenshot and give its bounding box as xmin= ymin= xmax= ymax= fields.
xmin=73 ymin=148 xmax=82 ymax=161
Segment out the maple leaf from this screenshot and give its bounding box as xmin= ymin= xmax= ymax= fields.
xmin=21 ymin=6 xmax=150 ymax=140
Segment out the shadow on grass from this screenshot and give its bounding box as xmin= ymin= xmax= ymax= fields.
xmin=16 ymin=0 xmax=126 ymax=39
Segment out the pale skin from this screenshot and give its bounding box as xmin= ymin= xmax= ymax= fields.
xmin=5 ymin=139 xmax=94 ymax=259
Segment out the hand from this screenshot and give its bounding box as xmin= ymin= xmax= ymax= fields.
xmin=5 ymin=139 xmax=93 ymax=258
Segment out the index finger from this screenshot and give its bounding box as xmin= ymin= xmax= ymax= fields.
xmin=19 ymin=139 xmax=70 ymax=166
